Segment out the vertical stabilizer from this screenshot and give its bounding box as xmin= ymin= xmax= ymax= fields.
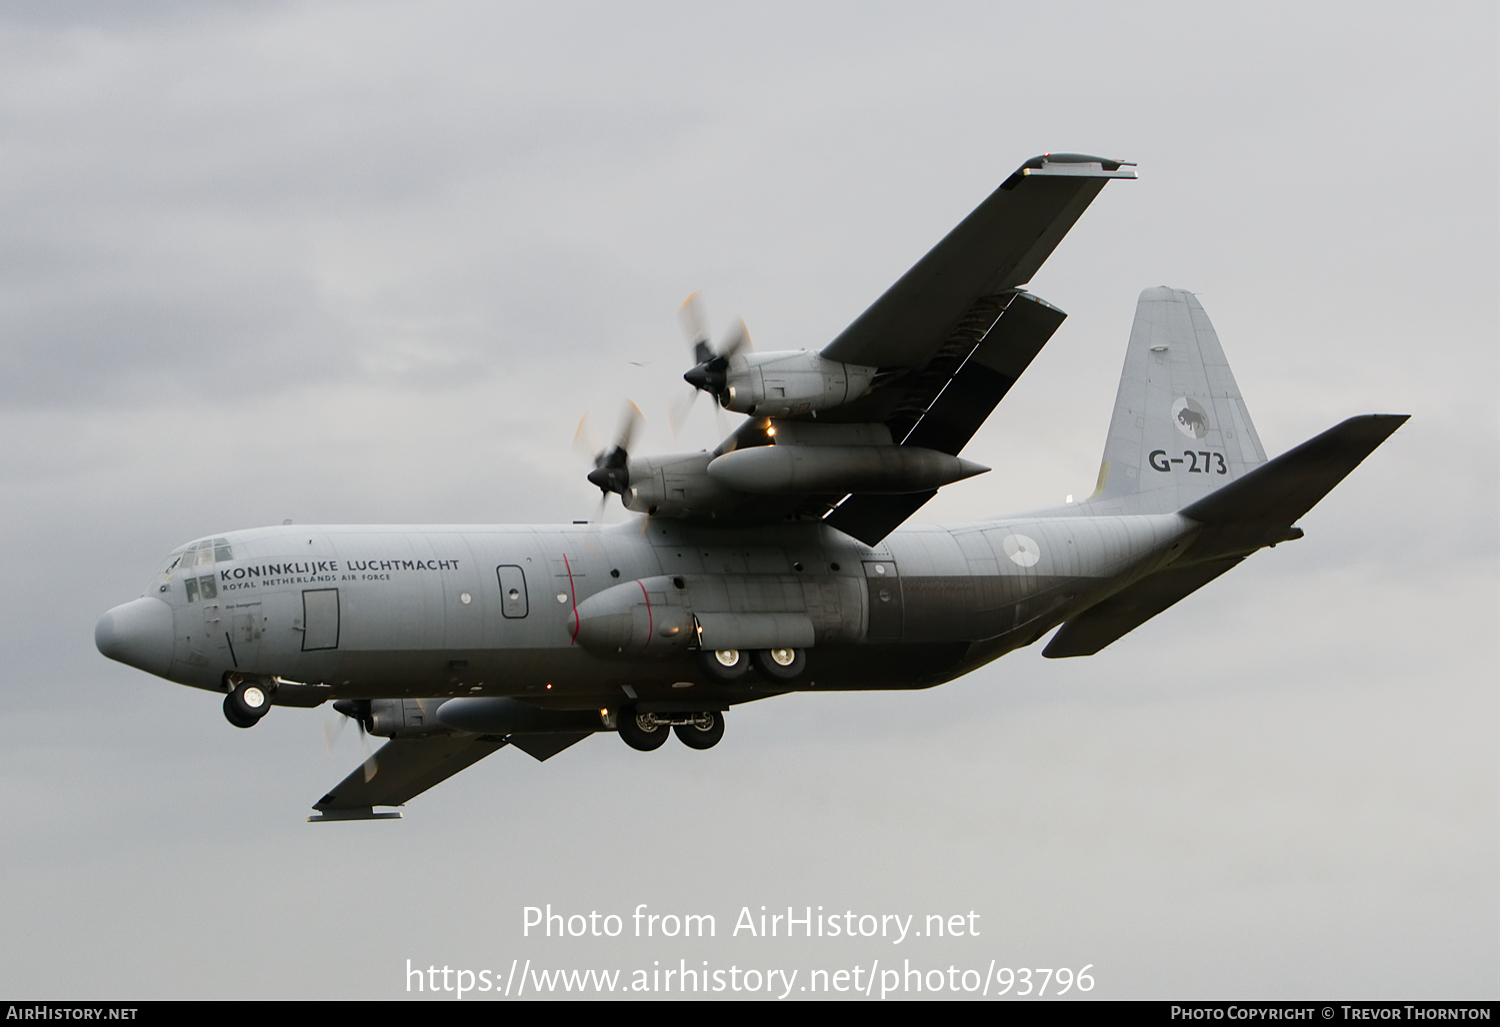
xmin=1086 ymin=288 xmax=1266 ymax=515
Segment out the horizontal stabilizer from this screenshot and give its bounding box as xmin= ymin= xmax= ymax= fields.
xmin=311 ymin=734 xmax=509 ymax=817
xmin=1179 ymin=414 xmax=1408 ymax=559
xmin=1046 ymin=413 xmax=1407 ymax=658
xmin=1042 ymin=557 xmax=1243 ymax=658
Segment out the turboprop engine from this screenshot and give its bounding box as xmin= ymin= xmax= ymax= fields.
xmin=609 ymin=420 xmax=988 ymax=518
xmin=676 ymin=293 xmax=878 ymax=420
xmin=700 ymin=350 xmax=878 ymax=418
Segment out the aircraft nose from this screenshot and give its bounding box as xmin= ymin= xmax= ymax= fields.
xmin=95 ymin=596 xmax=175 ymax=677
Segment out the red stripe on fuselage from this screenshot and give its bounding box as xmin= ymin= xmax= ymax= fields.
xmin=563 ymin=553 xmax=579 ymax=644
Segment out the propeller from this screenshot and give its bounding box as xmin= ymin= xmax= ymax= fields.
xmin=578 ymin=401 xmax=644 ymax=512
xmin=671 ymin=293 xmax=749 ymax=436
xmin=329 ymin=699 xmax=379 ymax=783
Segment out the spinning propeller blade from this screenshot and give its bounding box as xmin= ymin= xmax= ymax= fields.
xmin=583 ymin=400 xmax=643 ymax=500
xmin=329 ymin=699 xmax=378 ymax=780
xmin=675 ymin=293 xmax=751 ymax=433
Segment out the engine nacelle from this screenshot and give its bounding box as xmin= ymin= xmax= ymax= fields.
xmin=721 ymin=350 xmax=876 ymax=418
xmin=368 ymin=697 xmax=451 ymax=738
xmin=620 ymin=452 xmax=740 ymax=518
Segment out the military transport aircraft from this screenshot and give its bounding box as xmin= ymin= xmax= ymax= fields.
xmin=94 ymin=154 xmax=1406 ymax=820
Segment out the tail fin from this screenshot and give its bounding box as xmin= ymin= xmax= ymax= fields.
xmin=1087 ymin=287 xmax=1266 ymax=515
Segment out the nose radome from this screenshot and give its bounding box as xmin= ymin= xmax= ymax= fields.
xmin=95 ymin=597 xmax=175 ymax=678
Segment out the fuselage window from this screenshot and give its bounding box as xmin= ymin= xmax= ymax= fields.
xmin=184 ymin=577 xmax=200 ymax=603
xmin=198 ymin=575 xmax=218 ymax=600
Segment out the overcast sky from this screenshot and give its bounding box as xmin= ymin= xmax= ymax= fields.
xmin=0 ymin=1 xmax=1494 ymax=1001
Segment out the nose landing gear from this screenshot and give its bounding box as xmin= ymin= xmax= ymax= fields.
xmin=223 ymin=675 xmax=272 ymax=728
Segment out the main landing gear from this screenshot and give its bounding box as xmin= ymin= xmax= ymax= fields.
xmin=223 ymin=675 xmax=272 ymax=729
xmin=616 ymin=645 xmax=805 ymax=752
xmin=617 ymin=708 xmax=725 ymax=752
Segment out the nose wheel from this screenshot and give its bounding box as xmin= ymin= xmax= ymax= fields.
xmin=223 ymin=678 xmax=272 ymax=728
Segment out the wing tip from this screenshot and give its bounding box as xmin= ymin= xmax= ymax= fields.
xmin=307 ymin=806 xmax=402 ymax=822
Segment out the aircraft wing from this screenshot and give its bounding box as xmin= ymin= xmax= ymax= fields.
xmin=809 ymin=156 xmax=1130 ymax=543
xmin=308 ymin=734 xmax=510 ymax=821
xmin=308 ymin=726 xmax=598 ymax=820
xmin=678 ymin=155 xmax=1133 ymax=544
xmin=820 ymin=154 xmax=1134 ymax=370
xmin=823 ymin=290 xmax=1067 ymax=544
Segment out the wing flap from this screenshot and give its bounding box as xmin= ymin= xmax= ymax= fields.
xmin=824 ymin=292 xmax=1066 ymax=545
xmin=509 ymin=732 xmax=593 ymax=762
xmin=900 ymin=291 xmax=1066 ymax=453
xmin=823 ymin=490 xmax=937 ymax=547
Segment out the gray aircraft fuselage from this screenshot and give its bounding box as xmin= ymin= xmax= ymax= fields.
xmin=104 ymin=509 xmax=1191 ymax=709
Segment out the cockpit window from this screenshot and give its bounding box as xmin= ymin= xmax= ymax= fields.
xmin=163 ymin=539 xmax=231 ymax=594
